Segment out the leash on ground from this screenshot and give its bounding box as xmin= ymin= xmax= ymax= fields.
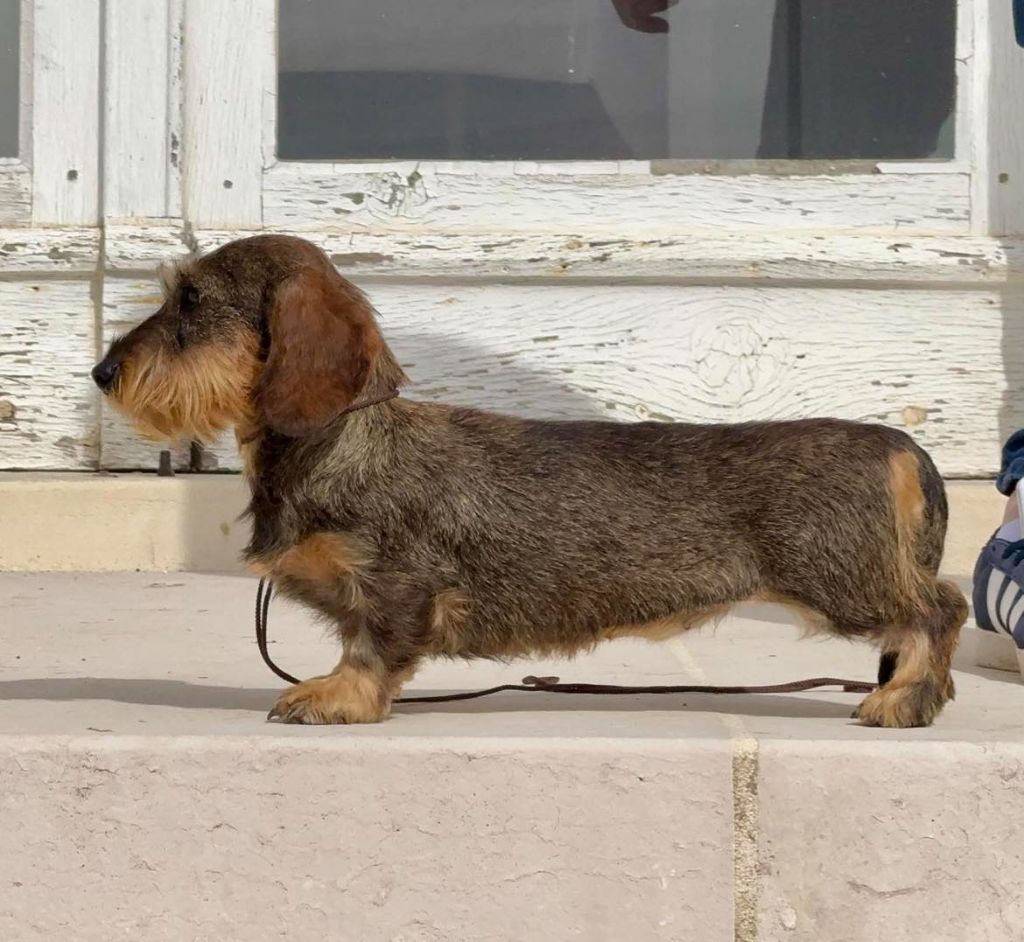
xmin=255 ymin=578 xmax=877 ymax=701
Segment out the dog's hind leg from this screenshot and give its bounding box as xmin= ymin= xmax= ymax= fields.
xmin=852 ymin=447 xmax=966 ymax=727
xmin=854 ymin=579 xmax=967 ymax=728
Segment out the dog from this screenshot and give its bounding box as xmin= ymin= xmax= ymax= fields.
xmin=92 ymin=234 xmax=968 ymax=727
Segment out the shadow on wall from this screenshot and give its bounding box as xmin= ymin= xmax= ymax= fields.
xmin=180 ymin=327 xmax=610 ymax=572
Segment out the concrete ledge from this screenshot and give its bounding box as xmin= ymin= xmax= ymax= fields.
xmin=0 ymin=473 xmax=1003 ymax=573
xmin=2 ymin=573 xmax=1022 ymax=940
xmin=0 ymin=473 xmax=248 ymax=571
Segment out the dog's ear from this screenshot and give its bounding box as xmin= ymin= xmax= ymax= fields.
xmin=255 ymin=266 xmax=380 ymax=436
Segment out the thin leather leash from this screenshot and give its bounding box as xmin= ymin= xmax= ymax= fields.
xmin=255 ymin=579 xmax=876 ymax=701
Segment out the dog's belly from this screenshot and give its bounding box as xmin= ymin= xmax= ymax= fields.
xmin=430 ymin=537 xmax=760 ymax=660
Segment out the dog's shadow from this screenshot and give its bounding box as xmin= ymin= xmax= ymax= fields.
xmin=0 ymin=676 xmax=856 ymax=720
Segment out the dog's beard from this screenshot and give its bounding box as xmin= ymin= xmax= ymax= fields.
xmin=109 ymin=335 xmax=258 ymax=443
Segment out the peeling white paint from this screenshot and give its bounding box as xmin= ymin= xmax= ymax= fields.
xmin=0 ymin=280 xmax=97 ymax=469
xmin=264 ymin=164 xmax=972 ymax=236
xmin=105 ymin=224 xmax=1024 ymax=284
xmin=0 ymin=227 xmax=100 ymax=273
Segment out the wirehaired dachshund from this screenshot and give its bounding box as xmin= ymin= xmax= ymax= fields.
xmin=92 ymin=234 xmax=968 ymax=727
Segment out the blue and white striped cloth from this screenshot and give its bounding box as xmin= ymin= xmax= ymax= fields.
xmin=973 ymin=527 xmax=1024 ymax=647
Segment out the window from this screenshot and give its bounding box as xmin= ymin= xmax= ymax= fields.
xmin=0 ymin=0 xmax=19 ymax=158
xmin=277 ymin=0 xmax=956 ymax=162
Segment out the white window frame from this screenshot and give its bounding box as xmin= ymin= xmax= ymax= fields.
xmin=0 ymin=0 xmax=101 ymax=228
xmin=0 ymin=0 xmax=1016 ymax=250
xmin=171 ymin=0 xmax=992 ymax=256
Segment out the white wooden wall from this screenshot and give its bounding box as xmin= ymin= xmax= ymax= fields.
xmin=2 ymin=0 xmax=1024 ymax=477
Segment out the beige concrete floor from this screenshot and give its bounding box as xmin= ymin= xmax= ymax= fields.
xmin=3 ymin=572 xmax=1024 ymax=941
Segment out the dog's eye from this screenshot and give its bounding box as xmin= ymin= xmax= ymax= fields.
xmin=181 ymin=286 xmax=200 ymax=309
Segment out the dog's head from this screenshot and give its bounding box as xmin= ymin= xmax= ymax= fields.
xmin=93 ymin=235 xmax=401 ymax=441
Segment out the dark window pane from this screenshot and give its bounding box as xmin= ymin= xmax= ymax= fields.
xmin=278 ymin=0 xmax=955 ymax=162
xmin=0 ymin=0 xmax=19 ymax=158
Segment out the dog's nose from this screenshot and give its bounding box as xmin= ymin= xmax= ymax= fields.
xmin=91 ymin=358 xmax=121 ymax=392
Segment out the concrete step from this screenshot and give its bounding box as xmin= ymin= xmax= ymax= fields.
xmin=2 ymin=572 xmax=1023 ymax=941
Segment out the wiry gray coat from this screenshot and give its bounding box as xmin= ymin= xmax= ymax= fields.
xmin=93 ymin=234 xmax=967 ymax=728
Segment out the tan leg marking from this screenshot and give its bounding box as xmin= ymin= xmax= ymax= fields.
xmin=250 ymin=532 xmax=371 ymax=582
xmin=268 ymin=660 xmax=389 ymax=725
xmin=248 ymin=532 xmax=373 ymax=619
xmin=856 ymin=583 xmax=967 ymax=728
xmin=852 ymin=457 xmax=966 ymax=728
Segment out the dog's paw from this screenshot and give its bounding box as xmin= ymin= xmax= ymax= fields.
xmin=267 ymin=668 xmax=388 ymax=725
xmin=853 ymin=680 xmax=945 ymax=729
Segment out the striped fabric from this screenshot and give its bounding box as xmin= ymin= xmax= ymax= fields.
xmin=973 ymin=534 xmax=1024 ymax=647
xmin=984 ymin=566 xmax=1024 ymax=635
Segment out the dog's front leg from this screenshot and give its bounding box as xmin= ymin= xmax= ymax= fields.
xmin=267 ymin=648 xmax=394 ymax=725
xmin=257 ymin=533 xmax=422 ymax=725
xmin=266 ymin=603 xmax=424 ymax=725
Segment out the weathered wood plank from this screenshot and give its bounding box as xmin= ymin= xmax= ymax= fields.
xmin=0 ymin=280 xmax=97 ymax=468
xmin=182 ymin=0 xmax=271 ymax=227
xmin=31 ymin=0 xmax=100 ymax=224
xmin=105 ymin=221 xmax=192 ymax=271
xmin=986 ymin=0 xmax=1024 ymax=234
xmin=258 ymin=231 xmax=1023 ymax=284
xmin=104 ymin=223 xmax=1018 ymax=285
xmin=955 ymin=0 xmax=978 ymax=179
xmin=264 ymin=164 xmax=971 ymax=235
xmin=167 ymin=0 xmax=184 ymax=219
xmin=0 ymin=227 xmax=100 ymax=273
xmin=364 ymin=283 xmax=1021 ymax=481
xmin=104 ymin=0 xmax=172 ymax=219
